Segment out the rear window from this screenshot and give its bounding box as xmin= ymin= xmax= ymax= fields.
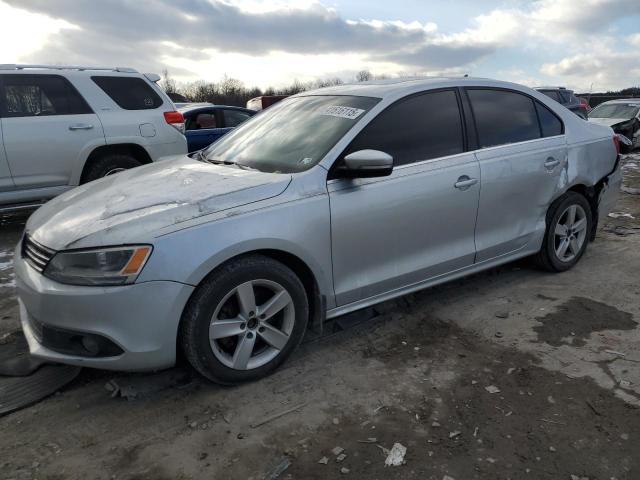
xmin=91 ymin=76 xmax=163 ymax=110
xmin=540 ymin=90 xmax=561 ymax=102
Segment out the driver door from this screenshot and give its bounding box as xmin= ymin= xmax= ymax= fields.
xmin=328 ymin=89 xmax=480 ymax=306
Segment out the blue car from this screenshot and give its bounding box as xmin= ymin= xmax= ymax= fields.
xmin=179 ymin=104 xmax=256 ymax=152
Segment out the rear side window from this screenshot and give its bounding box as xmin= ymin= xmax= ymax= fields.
xmin=468 ymin=89 xmax=541 ymax=148
xmin=345 ymin=90 xmax=464 ymax=166
xmin=1 ymin=74 xmax=92 ymax=117
xmin=535 ymin=101 xmax=564 ymax=137
xmin=91 ymin=76 xmax=163 ymax=110
xmin=223 ymin=109 xmax=252 ymax=128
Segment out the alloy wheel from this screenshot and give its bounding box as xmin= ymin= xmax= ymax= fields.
xmin=209 ymin=279 xmax=295 ymax=370
xmin=554 ymin=204 xmax=588 ymax=263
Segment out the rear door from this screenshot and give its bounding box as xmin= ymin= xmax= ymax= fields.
xmin=0 ymin=74 xmax=105 ymax=188
xmin=465 ymin=88 xmax=567 ymax=262
xmin=329 ymin=89 xmax=480 ymax=306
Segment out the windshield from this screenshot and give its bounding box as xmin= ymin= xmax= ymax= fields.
xmin=203 ymin=95 xmax=380 ymax=173
xmin=589 ymin=103 xmax=639 ymax=119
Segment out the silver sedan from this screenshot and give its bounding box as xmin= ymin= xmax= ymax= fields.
xmin=15 ymin=77 xmax=622 ymax=384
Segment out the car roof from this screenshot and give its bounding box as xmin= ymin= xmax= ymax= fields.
xmin=534 ymin=86 xmax=569 ymax=91
xmin=297 ymin=77 xmax=543 ymax=100
xmin=178 ymin=104 xmax=254 ymax=114
xmin=595 ymin=99 xmax=640 ymax=106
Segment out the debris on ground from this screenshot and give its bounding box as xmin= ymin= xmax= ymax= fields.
xmin=449 ymin=431 xmax=461 ymax=439
xmin=104 ymin=370 xmax=192 ymax=400
xmin=317 ymin=456 xmax=328 ymax=465
xmin=604 ymin=350 xmax=626 ymax=357
xmin=263 ymin=457 xmax=290 ymax=480
xmin=340 ymin=467 xmax=350 ymax=474
xmin=495 ymin=311 xmax=509 ymax=319
xmin=331 ymin=446 xmax=344 ymax=456
xmin=485 ymin=385 xmax=501 ymax=394
xmin=384 ymin=442 xmax=407 ymax=467
xmin=250 ymin=402 xmax=307 ymax=428
xmin=336 ymin=453 xmax=347 ymax=462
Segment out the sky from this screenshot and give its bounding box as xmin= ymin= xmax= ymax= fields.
xmin=0 ymin=0 xmax=639 ymax=92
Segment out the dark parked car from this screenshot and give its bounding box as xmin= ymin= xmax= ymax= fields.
xmin=179 ymin=104 xmax=255 ymax=152
xmin=535 ymin=87 xmax=588 ymax=119
xmin=588 ymin=99 xmax=640 ymax=152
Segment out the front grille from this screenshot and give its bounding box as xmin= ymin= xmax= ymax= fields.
xmin=22 ymin=234 xmax=56 ymax=273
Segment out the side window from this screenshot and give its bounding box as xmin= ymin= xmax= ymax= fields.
xmin=468 ymin=89 xmax=541 ymax=148
xmin=194 ymin=112 xmax=217 ymax=129
xmin=224 ymin=109 xmax=252 ymax=128
xmin=1 ymin=74 xmax=92 ymax=117
xmin=535 ymin=101 xmax=564 ymax=137
xmin=91 ymin=76 xmax=163 ymax=110
xmin=344 ymin=90 xmax=464 ymax=167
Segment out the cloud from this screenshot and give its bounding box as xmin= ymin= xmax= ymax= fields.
xmin=541 ymin=49 xmax=640 ymax=91
xmin=2 ymin=0 xmax=639 ymax=90
xmin=4 ymin=0 xmax=495 ymax=79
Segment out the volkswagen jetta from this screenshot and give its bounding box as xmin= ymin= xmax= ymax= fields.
xmin=16 ymin=77 xmax=622 ymax=384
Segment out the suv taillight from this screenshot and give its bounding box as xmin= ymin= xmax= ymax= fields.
xmin=164 ymin=111 xmax=185 ymax=134
xmin=613 ymin=135 xmax=621 ymax=155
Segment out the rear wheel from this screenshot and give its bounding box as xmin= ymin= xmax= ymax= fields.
xmin=534 ymin=192 xmax=592 ymax=272
xmin=180 ymin=255 xmax=309 ymax=384
xmin=82 ymin=153 xmax=142 ymax=183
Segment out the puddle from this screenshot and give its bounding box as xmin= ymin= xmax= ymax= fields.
xmin=533 ymin=296 xmax=637 ymax=347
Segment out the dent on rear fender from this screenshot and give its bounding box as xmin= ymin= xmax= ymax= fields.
xmin=565 ymin=140 xmax=614 ymax=190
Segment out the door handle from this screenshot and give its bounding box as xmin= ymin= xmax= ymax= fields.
xmin=454 ymin=176 xmax=478 ymax=190
xmin=68 ymin=124 xmax=94 ymax=131
xmin=544 ymin=157 xmax=560 ymax=170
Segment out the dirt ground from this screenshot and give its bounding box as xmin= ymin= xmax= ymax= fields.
xmin=1 ymin=152 xmax=640 ymax=480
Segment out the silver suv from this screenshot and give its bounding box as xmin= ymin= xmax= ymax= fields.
xmin=0 ymin=64 xmax=187 ymax=211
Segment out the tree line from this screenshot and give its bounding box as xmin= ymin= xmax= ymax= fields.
xmin=160 ymin=69 xmax=381 ymax=107
xmin=160 ymin=69 xmax=639 ymax=108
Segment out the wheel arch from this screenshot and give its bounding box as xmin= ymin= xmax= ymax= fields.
xmin=566 ymin=179 xmax=608 ymax=241
xmin=179 ymin=247 xmax=327 ymax=339
xmin=79 ymin=144 xmax=153 ymax=184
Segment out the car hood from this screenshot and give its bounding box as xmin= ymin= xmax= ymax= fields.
xmin=587 ymin=117 xmax=629 ymax=127
xmin=27 ymin=156 xmax=292 ymax=250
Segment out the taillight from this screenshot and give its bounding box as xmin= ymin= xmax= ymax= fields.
xmin=613 ymin=135 xmax=620 ymax=155
xmin=164 ymin=111 xmax=185 ymax=134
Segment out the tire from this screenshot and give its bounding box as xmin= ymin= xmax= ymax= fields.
xmin=533 ymin=192 xmax=592 ymax=272
xmin=82 ymin=153 xmax=142 ymax=183
xmin=180 ymin=255 xmax=309 ymax=385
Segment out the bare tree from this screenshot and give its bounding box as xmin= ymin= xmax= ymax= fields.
xmin=355 ymin=70 xmax=373 ymax=82
xmin=160 ymin=68 xmax=177 ymax=95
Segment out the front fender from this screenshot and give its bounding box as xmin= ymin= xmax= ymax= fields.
xmin=137 ymin=193 xmax=335 ymax=308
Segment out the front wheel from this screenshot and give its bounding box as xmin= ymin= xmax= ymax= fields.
xmin=180 ymin=255 xmax=309 ymax=384
xmin=534 ymin=192 xmax=592 ymax=272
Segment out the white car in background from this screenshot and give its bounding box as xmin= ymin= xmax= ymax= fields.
xmin=588 ymin=99 xmax=640 ymax=152
xmin=0 ymin=64 xmax=187 ymax=211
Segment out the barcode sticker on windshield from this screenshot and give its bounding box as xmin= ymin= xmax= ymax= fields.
xmin=320 ymin=106 xmax=365 ymax=120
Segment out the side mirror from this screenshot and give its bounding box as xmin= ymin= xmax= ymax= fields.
xmin=336 ymin=150 xmax=394 ymax=178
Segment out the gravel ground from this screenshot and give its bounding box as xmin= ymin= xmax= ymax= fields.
xmin=0 ymin=152 xmax=639 ymax=480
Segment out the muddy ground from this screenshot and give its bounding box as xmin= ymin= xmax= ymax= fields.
xmin=1 ymin=152 xmax=639 ymax=480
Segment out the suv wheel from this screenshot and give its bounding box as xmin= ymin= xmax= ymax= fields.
xmin=180 ymin=255 xmax=309 ymax=384
xmin=534 ymin=192 xmax=592 ymax=272
xmin=82 ymin=153 xmax=142 ymax=183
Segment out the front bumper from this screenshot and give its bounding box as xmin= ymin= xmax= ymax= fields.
xmin=15 ymin=247 xmax=195 ymax=371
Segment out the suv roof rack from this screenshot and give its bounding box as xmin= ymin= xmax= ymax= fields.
xmin=0 ymin=64 xmax=138 ymax=73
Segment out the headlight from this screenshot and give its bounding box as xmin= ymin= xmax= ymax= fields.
xmin=44 ymin=246 xmax=152 ymax=286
